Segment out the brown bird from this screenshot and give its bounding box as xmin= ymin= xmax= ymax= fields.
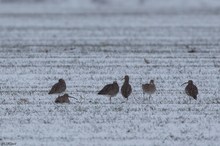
xmin=55 ymin=94 xmax=70 ymax=104
xmin=121 ymin=75 xmax=132 ymax=101
xmin=49 ymin=79 xmax=66 ymax=94
xmin=98 ymin=81 xmax=119 ymax=103
xmin=181 ymin=80 xmax=198 ymax=102
xmin=142 ymin=80 xmax=156 ymax=101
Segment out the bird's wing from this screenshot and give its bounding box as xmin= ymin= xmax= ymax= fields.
xmin=98 ymin=84 xmax=112 ymax=94
xmin=49 ymin=83 xmax=59 ymax=94
xmin=193 ymin=85 xmax=198 ymax=94
xmin=187 ymin=85 xmax=198 ymax=95
xmin=127 ymin=84 xmax=132 ymax=95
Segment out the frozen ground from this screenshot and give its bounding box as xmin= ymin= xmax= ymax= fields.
xmin=0 ymin=0 xmax=220 ymax=145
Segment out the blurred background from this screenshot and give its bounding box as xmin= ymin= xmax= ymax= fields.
xmin=1 ymin=0 xmax=220 ymax=14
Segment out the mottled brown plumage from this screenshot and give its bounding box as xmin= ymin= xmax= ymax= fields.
xmin=49 ymin=79 xmax=66 ymax=94
xmin=121 ymin=75 xmax=132 ymax=100
xmin=142 ymin=80 xmax=156 ymax=100
xmin=182 ymin=80 xmax=198 ymax=100
xmin=55 ymin=94 xmax=70 ymax=104
xmin=98 ymin=81 xmax=119 ymax=103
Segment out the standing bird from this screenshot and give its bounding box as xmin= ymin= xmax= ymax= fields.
xmin=48 ymin=79 xmax=66 ymax=95
xmin=98 ymin=81 xmax=119 ymax=103
xmin=142 ymin=80 xmax=156 ymax=101
xmin=55 ymin=94 xmax=70 ymax=104
xmin=121 ymin=75 xmax=132 ymax=101
xmin=181 ymin=80 xmax=198 ymax=102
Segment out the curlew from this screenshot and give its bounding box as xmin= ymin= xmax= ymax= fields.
xmin=121 ymin=75 xmax=132 ymax=101
xmin=98 ymin=81 xmax=119 ymax=103
xmin=55 ymin=94 xmax=71 ymax=104
xmin=49 ymin=79 xmax=66 ymax=95
xmin=181 ymin=80 xmax=198 ymax=102
xmin=142 ymin=80 xmax=156 ymax=101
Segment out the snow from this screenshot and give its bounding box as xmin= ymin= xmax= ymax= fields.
xmin=0 ymin=0 xmax=220 ymax=145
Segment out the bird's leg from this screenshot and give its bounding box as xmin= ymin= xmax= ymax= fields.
xmin=143 ymin=92 xmax=145 ymax=103
xmin=110 ymin=97 xmax=112 ymax=104
xmin=149 ymin=94 xmax=152 ymax=103
xmin=188 ymin=98 xmax=191 ymax=111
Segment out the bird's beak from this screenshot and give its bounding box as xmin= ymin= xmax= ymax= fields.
xmin=121 ymin=77 xmax=124 ymax=80
xmin=181 ymin=82 xmax=188 ymax=86
xmin=69 ymin=96 xmax=78 ymax=100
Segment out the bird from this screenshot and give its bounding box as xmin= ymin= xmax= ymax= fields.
xmin=98 ymin=81 xmax=119 ymax=103
xmin=55 ymin=94 xmax=70 ymax=104
xmin=142 ymin=80 xmax=156 ymax=101
xmin=48 ymin=79 xmax=66 ymax=95
xmin=121 ymin=75 xmax=132 ymax=101
xmin=181 ymin=80 xmax=198 ymax=102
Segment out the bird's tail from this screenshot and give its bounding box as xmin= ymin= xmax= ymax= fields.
xmin=193 ymin=95 xmax=197 ymax=100
xmin=98 ymin=90 xmax=105 ymax=95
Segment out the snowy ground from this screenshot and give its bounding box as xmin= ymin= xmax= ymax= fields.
xmin=0 ymin=0 xmax=220 ymax=145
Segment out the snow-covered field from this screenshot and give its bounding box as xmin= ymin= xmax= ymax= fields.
xmin=0 ymin=0 xmax=220 ymax=145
